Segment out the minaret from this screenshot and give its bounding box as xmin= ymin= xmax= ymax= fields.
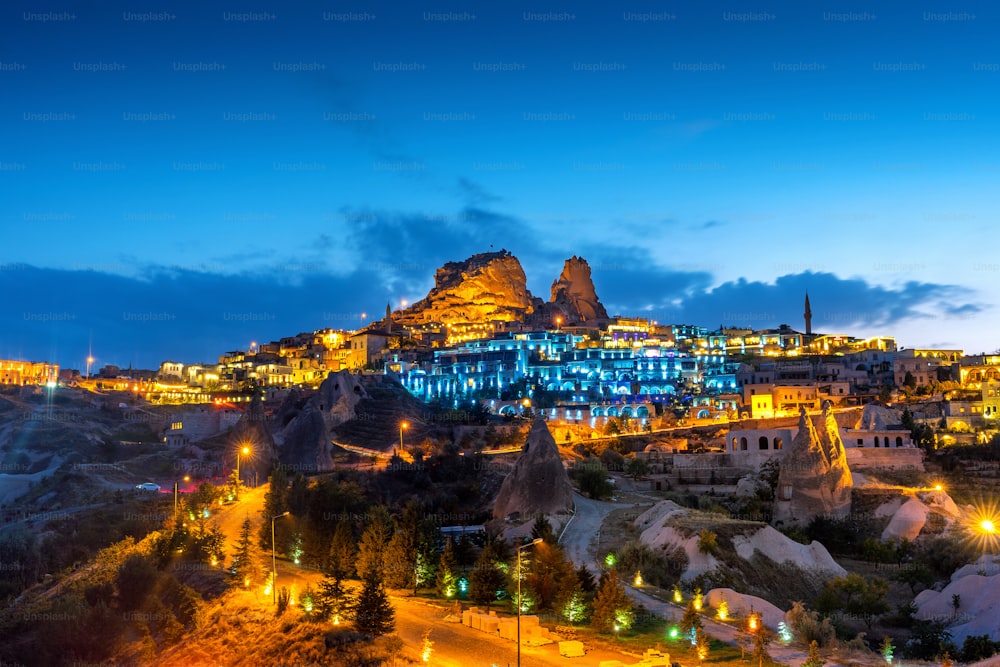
xmin=804 ymin=292 xmax=813 ymax=335
xmin=385 ymin=301 xmax=392 ymax=334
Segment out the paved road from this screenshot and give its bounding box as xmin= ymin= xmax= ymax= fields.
xmin=559 ymin=491 xmax=630 ymax=572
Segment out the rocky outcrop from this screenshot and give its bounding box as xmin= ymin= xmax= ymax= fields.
xmin=706 ymin=589 xmax=786 ymax=630
xmin=278 ymin=401 xmax=334 ymax=473
xmin=773 ymin=403 xmax=853 ymax=527
xmin=492 ymin=420 xmax=574 ymax=520
xmin=314 ymin=369 xmax=368 ymax=430
xmin=856 ymin=404 xmax=902 ymax=430
xmin=546 ymin=256 xmax=608 ymax=324
xmin=395 ymin=250 xmax=537 ymax=325
xmin=915 ymin=556 xmax=1000 ymax=645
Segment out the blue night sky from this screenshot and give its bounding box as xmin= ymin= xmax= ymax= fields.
xmin=2 ymin=0 xmax=998 ymax=369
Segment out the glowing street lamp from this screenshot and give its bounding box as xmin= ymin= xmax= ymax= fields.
xmin=399 ymin=421 xmax=409 ymax=453
xmin=236 ymin=445 xmax=251 ymax=492
xmin=86 ymin=355 xmax=94 ymax=380
xmin=516 ymin=538 xmax=544 ymax=667
xmin=271 ymin=511 xmax=289 ymax=604
xmin=982 ymin=519 xmax=996 ymax=534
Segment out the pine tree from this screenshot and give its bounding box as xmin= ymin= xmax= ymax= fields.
xmin=436 ymin=538 xmax=459 ymax=599
xmin=753 ymin=626 xmax=774 ymax=667
xmin=317 ymin=569 xmax=354 ymax=625
xmin=354 ymin=570 xmax=394 ymax=636
xmin=681 ymin=599 xmax=703 ymax=635
xmin=695 ymin=627 xmax=710 ymax=662
xmin=531 ymin=514 xmax=555 ymax=544
xmin=384 ymin=503 xmax=421 ymax=590
xmin=356 ymin=507 xmax=395 ymax=580
xmin=327 ymin=520 xmax=355 ymax=579
xmin=469 ymin=542 xmax=507 ymax=611
xmin=591 ymin=567 xmax=633 ymax=633
xmin=230 ymin=517 xmax=263 ymax=587
xmin=803 ymin=640 xmax=825 ymax=667
xmin=259 ymin=467 xmax=289 ymax=551
xmin=576 ymin=564 xmax=597 ymax=593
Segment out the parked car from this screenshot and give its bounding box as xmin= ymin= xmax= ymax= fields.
xmin=135 ymin=482 xmax=160 ymax=492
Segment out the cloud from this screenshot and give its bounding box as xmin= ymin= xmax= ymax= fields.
xmin=0 ymin=265 xmax=380 ymax=369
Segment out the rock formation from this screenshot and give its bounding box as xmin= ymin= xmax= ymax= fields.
xmin=856 ymin=404 xmax=902 ymax=430
xmin=546 ymin=256 xmax=608 ymax=324
xmin=314 ymin=369 xmax=368 ymax=430
xmin=394 ymin=250 xmax=537 ymax=325
xmin=773 ymin=403 xmax=853 ymax=527
xmin=492 ymin=420 xmax=574 ymax=520
xmin=391 ymin=250 xmax=609 ymax=328
xmin=277 ymin=401 xmax=334 ymax=472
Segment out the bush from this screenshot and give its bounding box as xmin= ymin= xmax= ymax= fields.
xmin=115 ymin=553 xmax=159 ymax=611
xmin=277 ymin=586 xmax=291 ymax=616
xmin=616 ymin=541 xmax=687 ymax=589
xmin=788 ymin=601 xmax=836 ymax=647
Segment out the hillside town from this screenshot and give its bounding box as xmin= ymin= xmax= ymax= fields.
xmin=2 ymin=252 xmax=1000 ymax=667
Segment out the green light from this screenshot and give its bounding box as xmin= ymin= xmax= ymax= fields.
xmin=669 ymin=626 xmax=679 ymax=639
xmin=605 ymin=553 xmax=617 ymax=567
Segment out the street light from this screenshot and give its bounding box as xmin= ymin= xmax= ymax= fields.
xmin=271 ymin=511 xmax=289 ymax=604
xmin=236 ymin=445 xmax=251 ymax=494
xmin=399 ymin=421 xmax=409 ymax=454
xmin=86 ymin=355 xmax=94 ymax=380
xmin=516 ymin=537 xmax=544 ymax=667
xmin=173 ymin=475 xmax=190 ymax=522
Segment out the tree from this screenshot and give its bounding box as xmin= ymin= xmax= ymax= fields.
xmin=892 ymin=563 xmax=934 ymax=595
xmin=469 ymin=542 xmax=507 ymax=611
xmin=384 ymin=526 xmax=418 ymax=590
xmin=115 ymin=554 xmax=158 ymax=611
xmin=681 ymin=599 xmax=703 ymax=635
xmin=753 ymin=626 xmax=775 ymax=667
xmin=530 ymin=515 xmax=555 ymax=544
xmin=625 ymin=457 xmax=649 ymax=481
xmin=576 ymin=458 xmax=613 ymax=499
xmin=959 ymin=635 xmax=1000 ymax=663
xmin=327 ymin=520 xmax=355 ymax=579
xmin=815 ymin=573 xmax=890 ymax=630
xmin=697 ymin=529 xmax=719 ymax=556
xmin=230 ymin=517 xmax=263 ymax=587
xmin=436 ymin=538 xmax=459 ymax=599
xmin=316 ymin=569 xmax=354 ymax=625
xmin=260 ymin=467 xmax=289 ymax=551
xmin=903 ymin=371 xmax=917 ymax=390
xmin=525 ymin=542 xmax=577 ymax=611
xmin=576 ymin=564 xmax=597 ymax=593
xmin=353 ymin=570 xmax=394 ymax=636
xmin=695 ymin=627 xmax=711 ymax=663
xmin=591 ymin=567 xmax=633 ymax=633
xmin=356 ymin=507 xmax=394 ymax=580
xmin=803 ymin=640 xmax=825 ymax=667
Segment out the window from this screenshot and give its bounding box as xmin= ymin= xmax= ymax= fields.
xmin=857 ymin=438 xmax=864 ymax=447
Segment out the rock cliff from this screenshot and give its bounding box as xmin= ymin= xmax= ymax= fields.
xmin=546 ymin=256 xmax=608 ymax=323
xmin=492 ymin=420 xmax=574 ymax=520
xmin=773 ymin=403 xmax=854 ymax=527
xmin=394 ymin=250 xmax=537 ymax=325
xmin=392 ymin=251 xmax=608 ymax=327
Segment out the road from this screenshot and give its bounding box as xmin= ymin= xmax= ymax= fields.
xmin=559 ymin=491 xmax=630 ymax=572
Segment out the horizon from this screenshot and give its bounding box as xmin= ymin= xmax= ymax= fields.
xmin=2 ymin=0 xmax=998 ymax=368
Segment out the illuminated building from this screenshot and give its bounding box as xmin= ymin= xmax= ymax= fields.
xmin=0 ymin=360 xmax=59 ymax=385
